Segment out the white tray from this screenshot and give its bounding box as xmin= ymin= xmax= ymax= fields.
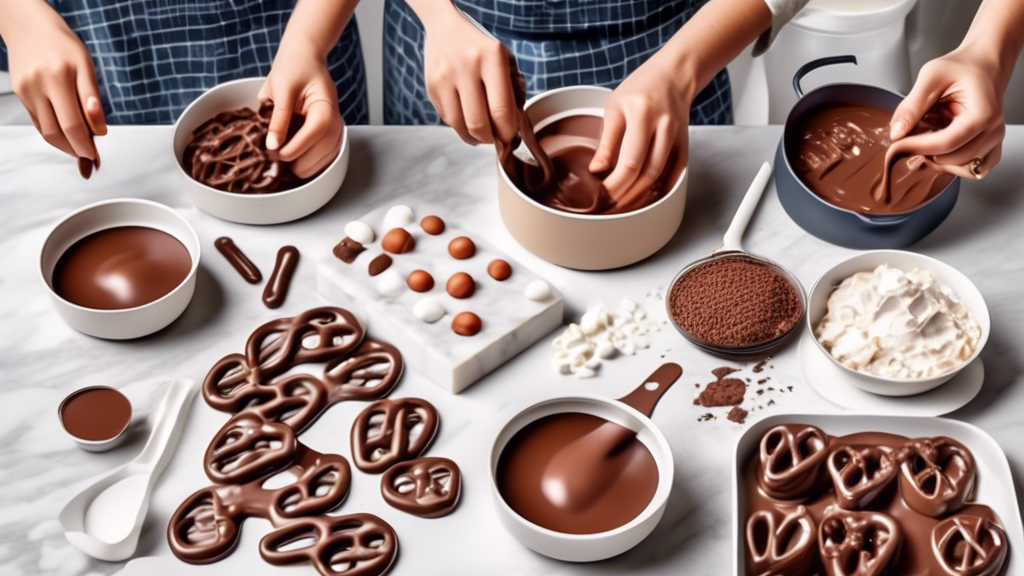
xmin=733 ymin=413 xmax=1023 ymax=576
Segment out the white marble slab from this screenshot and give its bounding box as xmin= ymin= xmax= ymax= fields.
xmin=1 ymin=125 xmax=1023 ymax=576
xmin=317 ymin=197 xmax=563 ymax=393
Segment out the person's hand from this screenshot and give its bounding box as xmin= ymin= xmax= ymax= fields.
xmin=590 ymin=55 xmax=693 ymax=202
xmin=419 ymin=8 xmax=518 ymax=146
xmin=3 ymin=3 xmax=105 ymax=161
xmin=889 ymin=46 xmax=1006 ymax=178
xmin=260 ymin=41 xmax=343 ymax=179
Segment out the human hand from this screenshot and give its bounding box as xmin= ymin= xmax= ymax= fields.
xmin=260 ymin=41 xmax=343 ymax=179
xmin=3 ymin=3 xmax=105 ymax=161
xmin=889 ymin=46 xmax=1006 ymax=179
xmin=590 ymin=55 xmax=693 ymax=203
xmin=419 ymin=7 xmax=518 ymax=146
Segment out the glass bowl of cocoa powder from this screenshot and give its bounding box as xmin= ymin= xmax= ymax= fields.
xmin=666 ymin=252 xmax=806 ymax=357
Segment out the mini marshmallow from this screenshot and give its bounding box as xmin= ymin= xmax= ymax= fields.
xmin=621 ymin=298 xmax=638 ymax=313
xmin=412 ymin=297 xmax=445 ymax=323
xmin=375 ymin=269 xmax=405 ymax=297
xmin=596 ymin=342 xmax=617 ymax=359
xmin=550 ymin=299 xmax=659 ymax=378
xmin=344 ymin=221 xmax=375 ymax=245
xmin=575 ymin=366 xmax=598 ymax=378
xmin=383 ymin=205 xmax=415 ymax=232
xmin=525 ymin=280 xmax=553 ymax=302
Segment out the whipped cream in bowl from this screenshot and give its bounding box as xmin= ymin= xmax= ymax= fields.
xmin=807 ymin=251 xmax=990 ymax=397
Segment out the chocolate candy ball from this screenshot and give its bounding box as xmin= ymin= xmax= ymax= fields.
xmin=448 ymin=236 xmax=476 ymax=259
xmin=446 ymin=272 xmax=475 ymax=299
xmin=407 ymin=270 xmax=434 ymax=292
xmin=421 ymin=215 xmax=445 ymax=235
xmin=382 ymin=228 xmax=416 ymax=254
xmin=452 ymin=312 xmax=482 ymax=336
xmin=487 ymin=259 xmax=512 ymax=281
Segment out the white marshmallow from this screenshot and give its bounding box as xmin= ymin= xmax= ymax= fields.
xmin=550 ymin=297 xmax=659 ymax=378
xmin=383 ymin=205 xmax=415 ymax=232
xmin=525 ymin=280 xmax=553 ymax=301
xmin=412 ymin=297 xmax=445 ymax=323
xmin=575 ymin=366 xmax=598 ymax=378
xmin=344 ymin=221 xmax=375 ymax=245
xmin=375 ymin=269 xmax=405 ymax=297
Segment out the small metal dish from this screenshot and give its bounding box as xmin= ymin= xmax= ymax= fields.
xmin=58 ymin=386 xmax=133 ymax=452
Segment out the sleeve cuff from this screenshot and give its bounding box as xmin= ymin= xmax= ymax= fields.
xmin=753 ymin=0 xmax=811 ymax=56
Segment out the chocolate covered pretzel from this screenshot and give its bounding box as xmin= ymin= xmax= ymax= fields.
xmin=260 ymin=513 xmax=398 ymax=576
xmin=931 ymin=515 xmax=1008 ymax=576
xmin=896 ymin=436 xmax=976 ymax=517
xmin=204 ymin=411 xmax=298 ymax=485
xmin=819 ymin=510 xmax=902 ymax=576
xmin=351 ymin=398 xmax=439 ymax=474
xmin=827 ymin=445 xmax=897 ymax=510
xmin=381 ymin=457 xmax=462 ymax=518
xmin=745 ymin=506 xmax=817 ymax=576
xmin=758 ymin=424 xmax=830 ymax=500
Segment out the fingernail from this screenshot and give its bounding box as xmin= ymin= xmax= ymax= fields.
xmin=890 ymin=121 xmax=906 ymax=140
xmin=266 ymin=133 xmax=280 ymax=150
xmin=589 ymin=159 xmax=606 ymax=172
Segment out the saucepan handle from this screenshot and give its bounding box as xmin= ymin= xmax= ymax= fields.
xmin=617 ymin=363 xmax=683 ymax=418
xmin=793 ymin=55 xmax=858 ymax=99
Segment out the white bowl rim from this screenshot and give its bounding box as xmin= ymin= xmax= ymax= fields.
xmin=171 ymin=77 xmax=349 ymax=201
xmin=489 ymin=393 xmax=674 ymax=541
xmin=496 ymin=85 xmax=688 ymax=221
xmin=39 ymin=198 xmax=201 ymax=315
xmin=806 ymin=249 xmax=991 ymax=384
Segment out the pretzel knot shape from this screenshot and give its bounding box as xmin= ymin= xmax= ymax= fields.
xmin=183 ymin=105 xmax=283 ymax=194
xmin=260 ymin=513 xmax=398 ymax=576
xmin=324 ymin=339 xmax=405 ymax=401
xmin=827 ymin=445 xmax=898 ymax=510
xmin=931 ymin=515 xmax=1009 ymax=576
xmin=351 ymin=398 xmax=439 ymax=474
xmin=204 ymin=412 xmax=297 ymax=484
xmin=167 ymin=486 xmax=243 ymax=564
xmin=381 ymin=457 xmax=462 ymax=518
xmin=745 ymin=506 xmax=817 ymax=576
xmin=897 ymin=436 xmax=977 ymax=517
xmin=758 ymin=424 xmax=830 ymax=500
xmin=819 ymin=510 xmax=902 ymax=576
xmin=270 ymin=451 xmax=353 ymax=523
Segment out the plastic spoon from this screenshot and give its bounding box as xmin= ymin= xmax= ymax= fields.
xmin=59 ymin=379 xmax=199 ymax=561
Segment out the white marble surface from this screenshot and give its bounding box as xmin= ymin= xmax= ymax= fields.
xmin=1 ymin=125 xmax=1022 ymax=576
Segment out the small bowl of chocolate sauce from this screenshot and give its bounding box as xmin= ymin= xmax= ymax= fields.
xmin=58 ymin=386 xmax=133 ymax=451
xmin=172 ymin=77 xmax=350 ymax=225
xmin=40 ymin=198 xmax=200 ymax=339
xmin=496 ymin=85 xmax=688 ymax=270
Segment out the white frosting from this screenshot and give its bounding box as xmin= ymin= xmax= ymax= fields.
xmin=375 ymin=269 xmax=406 ymax=297
xmin=412 ymin=297 xmax=446 ymax=323
xmin=815 ymin=264 xmax=982 ymax=379
xmin=344 ymin=221 xmax=375 ymax=245
xmin=552 ymin=299 xmax=658 ymax=378
xmin=525 ymin=280 xmax=553 ymax=302
xmin=383 ymin=205 xmax=415 ymax=232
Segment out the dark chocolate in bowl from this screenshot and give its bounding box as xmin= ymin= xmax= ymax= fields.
xmin=776 ymin=56 xmax=961 ymax=249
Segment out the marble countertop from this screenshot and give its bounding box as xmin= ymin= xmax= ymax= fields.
xmin=1 ymin=125 xmax=1022 ymax=576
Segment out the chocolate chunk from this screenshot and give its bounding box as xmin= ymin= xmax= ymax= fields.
xmin=407 ymin=270 xmax=434 ymax=292
xmin=215 ymin=237 xmax=262 ymax=283
xmin=262 ymin=246 xmax=299 ymax=309
xmin=727 ymin=406 xmax=748 ymax=424
xmin=368 ymin=254 xmax=392 ymax=276
xmin=446 ymin=272 xmax=475 ymax=299
xmin=420 ymin=215 xmax=445 ymax=235
xmin=487 ymin=259 xmax=512 ymax=281
xmin=447 ymin=236 xmax=476 ymax=259
xmin=333 ymin=237 xmax=364 ymax=264
xmin=382 ymin=228 xmax=415 ymax=254
xmin=452 ymin=311 xmax=482 ymax=336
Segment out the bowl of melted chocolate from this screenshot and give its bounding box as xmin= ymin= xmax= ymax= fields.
xmin=173 ymin=78 xmax=350 ymax=225
xmin=41 ymin=198 xmax=200 ymax=339
xmin=497 ymin=86 xmax=688 ymax=270
xmin=775 ymin=56 xmax=961 ymax=249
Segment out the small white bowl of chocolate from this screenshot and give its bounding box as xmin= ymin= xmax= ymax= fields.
xmin=40 ymin=198 xmax=200 ymax=339
xmin=497 ymin=86 xmax=688 ymax=270
xmin=172 ymin=77 xmax=350 ymax=225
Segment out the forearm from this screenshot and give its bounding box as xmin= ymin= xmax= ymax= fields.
xmin=0 ymin=0 xmax=65 ymax=43
xmin=959 ymin=0 xmax=1024 ymax=92
xmin=404 ymin=0 xmax=463 ymax=30
xmin=279 ymin=0 xmax=360 ymax=59
xmin=654 ymin=0 xmax=772 ymax=100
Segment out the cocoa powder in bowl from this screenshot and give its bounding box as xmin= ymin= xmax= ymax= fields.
xmin=668 ymin=255 xmax=802 ymax=349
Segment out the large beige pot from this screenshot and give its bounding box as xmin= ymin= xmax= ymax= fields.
xmin=497 ymin=86 xmax=688 ymax=270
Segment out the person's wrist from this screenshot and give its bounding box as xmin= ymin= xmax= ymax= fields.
xmin=277 ymin=35 xmax=325 ymax=63
xmin=663 ymin=52 xmax=699 ymax=105
xmin=0 ymin=0 xmax=67 ymax=42
xmin=411 ymin=0 xmax=462 ymax=32
xmin=958 ymin=36 xmax=1014 ymax=92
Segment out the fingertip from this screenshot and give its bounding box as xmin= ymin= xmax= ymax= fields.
xmin=589 ymin=155 xmax=609 ymax=173
xmin=266 ymin=132 xmax=281 ymax=151
xmin=890 ymin=119 xmax=907 ymax=141
xmin=86 ymin=96 xmax=108 ymax=135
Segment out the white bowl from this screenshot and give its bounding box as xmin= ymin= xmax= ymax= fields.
xmin=806 ymin=250 xmax=990 ymax=396
xmin=40 ymin=199 xmax=200 ymax=339
xmin=489 ymin=395 xmax=673 ymax=562
xmin=172 ymin=77 xmax=349 ymax=225
xmin=497 ymin=86 xmax=688 ymax=270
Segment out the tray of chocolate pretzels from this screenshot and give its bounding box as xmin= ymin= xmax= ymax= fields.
xmin=734 ymin=414 xmax=1022 ymax=576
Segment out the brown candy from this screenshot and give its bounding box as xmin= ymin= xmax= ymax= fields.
xmin=204 ymin=412 xmax=297 ymax=484
xmin=407 ymin=270 xmax=434 ymax=292
xmin=896 ymin=436 xmax=976 ymax=518
xmin=487 ymin=259 xmax=512 ymax=281
xmin=381 ymin=457 xmax=462 ymax=518
xmin=260 ymin=513 xmax=398 ymax=576
xmin=452 ymin=311 xmax=482 ymax=336
xmin=758 ymin=424 xmax=829 ymax=500
xmin=448 ymin=236 xmax=476 ymax=259
xmin=827 ymin=445 xmax=898 ymax=510
xmin=745 ymin=506 xmax=817 ymax=576
xmin=215 ymin=237 xmax=262 ymax=284
xmin=446 ymin=272 xmax=475 ymax=299
xmin=382 ymin=228 xmax=415 ymax=254
xmin=931 ymin=515 xmax=1008 ymax=576
xmin=368 ymin=254 xmax=392 ymax=276
xmin=819 ymin=510 xmax=902 ymax=576
xmin=420 ymin=215 xmax=445 ymax=235
xmin=351 ymin=398 xmax=439 ymax=474
xmin=263 ymin=246 xmax=299 ymax=309
xmin=333 ymin=237 xmax=364 ymax=264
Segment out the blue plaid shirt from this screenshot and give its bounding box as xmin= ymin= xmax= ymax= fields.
xmin=383 ymin=0 xmax=732 ymax=127
xmin=0 ymin=0 xmax=368 ymax=125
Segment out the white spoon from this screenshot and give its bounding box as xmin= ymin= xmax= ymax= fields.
xmin=59 ymin=379 xmax=199 ymax=561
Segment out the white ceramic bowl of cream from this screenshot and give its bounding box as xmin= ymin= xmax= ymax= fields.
xmin=807 ymin=250 xmax=989 ymax=396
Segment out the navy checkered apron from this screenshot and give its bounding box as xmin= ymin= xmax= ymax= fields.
xmin=383 ymin=0 xmax=732 ymax=127
xmin=0 ymin=1 xmax=368 ymax=125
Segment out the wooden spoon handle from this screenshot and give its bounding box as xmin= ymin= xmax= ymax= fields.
xmin=617 ymin=363 xmax=683 ymax=417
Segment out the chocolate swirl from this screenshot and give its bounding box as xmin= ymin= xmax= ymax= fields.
xmin=827 ymin=445 xmax=897 ymax=510
xmin=819 ymin=510 xmax=902 ymax=576
xmin=745 ymin=506 xmax=817 ymax=576
xmin=931 ymin=515 xmax=1009 ymax=576
xmin=896 ymin=436 xmax=976 ymax=518
xmin=758 ymin=424 xmax=830 ymax=500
